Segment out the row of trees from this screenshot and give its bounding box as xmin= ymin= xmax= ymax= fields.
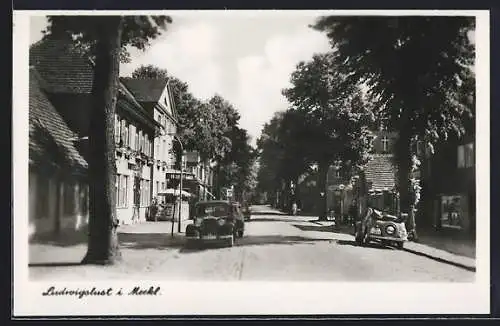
xmin=42 ymin=16 xmax=257 ymax=265
xmin=257 ymin=16 xmax=475 ymax=227
xmin=130 ymin=65 xmax=258 ymax=201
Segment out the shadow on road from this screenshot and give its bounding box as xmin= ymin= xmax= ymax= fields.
xmin=246 ymin=217 xmax=294 ymax=223
xmin=180 ymin=235 xmax=333 ymax=254
xmin=250 ymin=211 xmax=288 ymax=216
xmin=118 ymin=232 xmax=185 ymax=250
xmin=336 ymin=239 xmax=393 ymax=250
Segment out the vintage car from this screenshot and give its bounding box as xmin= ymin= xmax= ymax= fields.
xmin=354 ymin=207 xmax=408 ymax=249
xmin=185 ymin=200 xmax=245 ymax=247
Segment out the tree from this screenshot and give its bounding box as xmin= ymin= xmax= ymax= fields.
xmin=131 ymin=64 xmax=169 ymax=79
xmin=312 ymin=16 xmax=475 ymax=234
xmin=283 ymin=53 xmax=375 ymax=220
xmin=43 ymin=15 xmax=172 ymax=264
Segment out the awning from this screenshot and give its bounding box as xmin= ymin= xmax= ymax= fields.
xmin=157 ymin=188 xmax=192 ymax=198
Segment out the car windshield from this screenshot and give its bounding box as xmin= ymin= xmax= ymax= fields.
xmin=196 ymin=203 xmax=230 ymax=217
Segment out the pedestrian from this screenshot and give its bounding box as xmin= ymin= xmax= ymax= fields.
xmin=291 ymin=202 xmax=298 ymax=215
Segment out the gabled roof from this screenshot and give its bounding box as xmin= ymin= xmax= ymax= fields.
xmin=29 ymin=68 xmax=88 ymax=176
xmin=120 ymin=77 xmax=168 ymax=103
xmin=364 ymin=154 xmax=397 ymax=191
xmin=29 ymin=39 xmax=94 ymax=94
xmin=29 ymin=39 xmax=160 ymax=131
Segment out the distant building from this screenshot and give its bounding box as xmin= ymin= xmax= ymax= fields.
xmin=327 ymin=129 xmax=399 ymax=221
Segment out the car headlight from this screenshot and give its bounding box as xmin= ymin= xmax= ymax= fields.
xmin=386 ymin=225 xmax=396 ymax=235
xmin=194 ymin=218 xmax=203 ymax=226
xmin=217 ymin=219 xmax=225 ymax=226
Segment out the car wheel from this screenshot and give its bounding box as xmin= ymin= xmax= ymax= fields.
xmin=396 ymin=242 xmax=404 ymax=250
xmin=237 ymin=230 xmax=244 ymax=238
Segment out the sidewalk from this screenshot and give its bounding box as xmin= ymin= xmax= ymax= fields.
xmin=29 ymin=220 xmax=188 ymax=266
xmin=311 ymin=220 xmax=475 ymax=271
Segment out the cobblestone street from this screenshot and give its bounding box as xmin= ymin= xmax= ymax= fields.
xmin=29 ymin=206 xmax=475 ymax=282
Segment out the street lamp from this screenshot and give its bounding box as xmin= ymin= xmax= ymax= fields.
xmin=168 ymin=133 xmax=184 ymax=235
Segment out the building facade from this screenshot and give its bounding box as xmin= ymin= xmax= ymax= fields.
xmin=418 ymin=133 xmax=475 ymax=234
xmin=28 ymin=67 xmax=89 ymax=240
xmin=28 ymin=39 xmax=178 ymax=233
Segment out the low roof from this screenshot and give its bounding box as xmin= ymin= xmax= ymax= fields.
xmin=30 ymin=39 xmax=94 ymax=94
xmin=29 ymin=68 xmax=88 ymax=176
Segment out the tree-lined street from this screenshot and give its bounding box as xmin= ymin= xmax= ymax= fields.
xmin=30 ymin=205 xmax=474 ymax=282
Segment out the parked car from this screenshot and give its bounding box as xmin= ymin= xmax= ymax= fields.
xmin=185 ymin=200 xmax=245 ymax=247
xmin=354 ymin=207 xmax=408 ymax=249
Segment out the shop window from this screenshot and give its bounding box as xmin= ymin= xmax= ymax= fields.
xmin=440 ymin=195 xmax=463 ymax=229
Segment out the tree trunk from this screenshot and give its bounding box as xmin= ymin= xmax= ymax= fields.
xmin=82 ymin=16 xmax=124 ymax=265
xmin=394 ymin=131 xmax=418 ymax=239
xmin=317 ymin=161 xmax=329 ymax=221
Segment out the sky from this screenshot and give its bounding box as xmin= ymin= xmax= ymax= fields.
xmin=29 ymin=13 xmax=332 ymax=146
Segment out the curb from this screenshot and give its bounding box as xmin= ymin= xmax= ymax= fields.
xmin=402 ymin=246 xmax=476 ymax=272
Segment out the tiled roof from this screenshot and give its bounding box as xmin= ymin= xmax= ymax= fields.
xmin=364 ymin=154 xmax=397 ymax=191
xmin=29 ymin=68 xmax=88 ymax=176
xmin=120 ymin=77 xmax=168 ymax=103
xmin=29 ymin=39 xmax=94 ymax=94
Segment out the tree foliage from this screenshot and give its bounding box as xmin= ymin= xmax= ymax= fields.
xmin=281 ymin=53 xmax=375 ymax=219
xmin=129 ymin=65 xmax=255 ymax=199
xmin=312 ymin=16 xmax=475 ymax=229
xmin=44 ymin=16 xmax=173 ymax=63
xmin=131 ymin=64 xmax=169 ymax=79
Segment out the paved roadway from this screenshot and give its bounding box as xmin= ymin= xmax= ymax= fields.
xmin=29 ymin=205 xmax=474 ymax=282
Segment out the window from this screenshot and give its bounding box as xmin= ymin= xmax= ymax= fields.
xmin=465 ymin=142 xmax=474 ymax=168
xmin=135 ymin=128 xmax=140 ymax=151
xmin=457 ymin=145 xmax=465 ymax=168
xmin=156 ymin=181 xmax=159 ymax=195
xmin=36 ymin=175 xmax=49 ymax=219
xmin=63 ymin=181 xmax=76 ymax=215
xmin=381 ymin=136 xmax=389 ymax=152
xmin=123 ymin=121 xmax=129 ymax=147
xmin=146 ymin=135 xmax=151 ymax=156
xmin=162 ymin=139 xmax=166 ymax=160
xmin=161 ymin=182 xmax=165 ymax=191
xmin=156 ymin=139 xmax=160 ymax=158
xmin=141 ymin=132 xmax=145 ymax=153
xmin=129 ymin=125 xmax=135 ymax=150
xmin=116 ymin=175 xmax=128 ymax=207
xmin=114 ymin=114 xmax=120 ymax=144
xmin=140 ymin=179 xmax=150 ymax=206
